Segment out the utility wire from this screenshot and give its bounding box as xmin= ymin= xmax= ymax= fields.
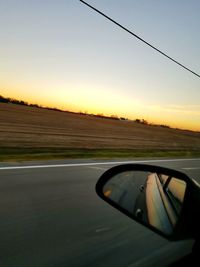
xmin=80 ymin=0 xmax=200 ymax=79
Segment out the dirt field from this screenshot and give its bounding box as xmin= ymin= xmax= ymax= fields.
xmin=0 ymin=102 xmax=200 ymax=159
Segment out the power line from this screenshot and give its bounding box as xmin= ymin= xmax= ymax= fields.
xmin=80 ymin=0 xmax=200 ymax=79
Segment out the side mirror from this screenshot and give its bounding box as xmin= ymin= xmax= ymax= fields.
xmin=96 ymin=164 xmax=195 ymax=240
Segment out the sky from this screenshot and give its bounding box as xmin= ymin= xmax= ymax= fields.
xmin=0 ymin=0 xmax=200 ymax=131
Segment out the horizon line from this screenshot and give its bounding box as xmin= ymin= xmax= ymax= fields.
xmin=0 ymin=94 xmax=199 ymax=134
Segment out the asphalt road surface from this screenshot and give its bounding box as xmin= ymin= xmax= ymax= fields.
xmin=0 ymin=158 xmax=199 ymax=267
xmin=103 ymin=171 xmax=148 ymax=215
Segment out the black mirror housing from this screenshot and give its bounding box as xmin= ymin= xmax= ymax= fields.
xmin=96 ymin=164 xmax=199 ymax=241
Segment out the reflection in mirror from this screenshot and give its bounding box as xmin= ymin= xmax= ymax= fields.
xmin=103 ymin=171 xmax=187 ymax=235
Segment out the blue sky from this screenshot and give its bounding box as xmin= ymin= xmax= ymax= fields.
xmin=0 ymin=0 xmax=200 ymax=130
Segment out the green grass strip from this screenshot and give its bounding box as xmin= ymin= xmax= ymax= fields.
xmin=0 ymin=148 xmax=200 ymax=162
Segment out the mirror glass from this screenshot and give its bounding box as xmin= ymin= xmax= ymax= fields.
xmin=102 ymin=171 xmax=187 ymax=235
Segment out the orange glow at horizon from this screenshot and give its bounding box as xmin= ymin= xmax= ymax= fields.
xmin=1 ymin=86 xmax=200 ymax=132
xmin=1 ymin=1 xmax=199 ymax=135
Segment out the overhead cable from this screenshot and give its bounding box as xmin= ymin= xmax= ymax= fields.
xmin=80 ymin=0 xmax=200 ymax=79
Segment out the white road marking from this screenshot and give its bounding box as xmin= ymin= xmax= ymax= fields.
xmin=0 ymin=158 xmax=199 ymax=171
xmin=95 ymin=227 xmax=111 ymax=233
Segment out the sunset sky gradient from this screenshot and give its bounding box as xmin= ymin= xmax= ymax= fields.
xmin=0 ymin=0 xmax=200 ymax=131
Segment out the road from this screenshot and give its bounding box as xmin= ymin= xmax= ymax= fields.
xmin=0 ymin=158 xmax=199 ymax=267
xmin=103 ymin=171 xmax=148 ymax=216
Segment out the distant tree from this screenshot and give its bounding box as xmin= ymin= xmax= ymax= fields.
xmin=110 ymin=115 xmax=119 ymax=120
xmin=160 ymin=124 xmax=170 ymax=128
xmin=0 ymin=95 xmax=9 ymax=103
xmin=135 ymin=118 xmax=148 ymax=125
xmin=96 ymin=113 xmax=104 ymax=117
xmin=19 ymin=100 xmax=28 ymax=106
xmin=10 ymin=99 xmax=17 ymax=104
xmin=29 ymin=103 xmax=40 ymax=108
xmin=141 ymin=119 xmax=148 ymax=125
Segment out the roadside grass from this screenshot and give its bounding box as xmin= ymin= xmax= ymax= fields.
xmin=1 ymin=148 xmax=200 ymax=162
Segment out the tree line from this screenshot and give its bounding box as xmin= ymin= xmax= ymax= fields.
xmin=0 ymin=94 xmax=170 ymax=127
